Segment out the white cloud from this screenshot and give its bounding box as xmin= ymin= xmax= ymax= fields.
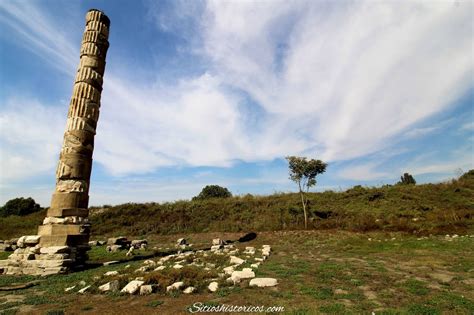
xmin=0 ymin=99 xmax=65 ymax=182
xmin=0 ymin=0 xmax=472 ymax=185
xmin=199 ymin=1 xmax=473 ymax=162
xmin=461 ymin=121 xmax=474 ymax=132
xmin=337 ymin=162 xmax=391 ymax=181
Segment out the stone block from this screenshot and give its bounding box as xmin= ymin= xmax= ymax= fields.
xmin=40 ymin=235 xmax=89 ymax=247
xmin=40 ymin=246 xmax=71 ymax=254
xmin=121 ymin=280 xmax=144 ymax=294
xmin=36 ymin=259 xmax=73 ymax=268
xmin=50 ymin=192 xmax=89 ymax=211
xmin=99 ymin=280 xmax=120 ymax=292
xmin=47 ymin=208 xmax=89 ymax=218
xmin=38 ymin=224 xmax=88 ymax=236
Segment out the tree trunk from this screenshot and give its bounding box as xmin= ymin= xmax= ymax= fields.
xmin=299 ymin=190 xmax=307 ymax=229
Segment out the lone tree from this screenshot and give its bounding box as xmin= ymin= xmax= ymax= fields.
xmin=286 ymin=156 xmax=327 ymax=229
xmin=0 ymin=197 xmax=41 ymax=217
xmin=193 ymin=185 xmax=232 ymax=200
xmin=398 ymin=173 xmax=416 ymax=185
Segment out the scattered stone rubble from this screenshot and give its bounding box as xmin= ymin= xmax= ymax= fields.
xmin=64 ymin=239 xmax=278 ymax=296
xmin=0 ymin=239 xmax=18 ymax=252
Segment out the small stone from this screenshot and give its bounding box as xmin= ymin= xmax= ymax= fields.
xmin=99 ymin=280 xmax=120 ymax=292
xmin=143 ymin=260 xmax=156 ymax=266
xmin=104 ymin=271 xmax=119 ymax=276
xmin=103 ymin=261 xmax=120 ymax=266
xmin=154 ymin=265 xmax=166 ymax=271
xmin=183 ymin=286 xmax=195 ymax=294
xmin=210 ymin=245 xmax=223 ymax=251
xmin=250 ymin=263 xmax=260 ymax=269
xmin=139 ymin=285 xmax=154 ymax=295
xmin=249 ymin=278 xmax=278 ymax=287
xmin=223 ymin=266 xmax=234 ymax=275
xmin=107 ymin=237 xmax=128 ymax=246
xmin=230 ymin=256 xmax=245 ymax=266
xmin=166 ymin=281 xmax=184 ymax=292
xmin=334 ymin=289 xmax=348 ymax=295
xmin=208 ymin=281 xmax=218 ymax=292
xmin=177 ymin=238 xmax=188 ymax=246
xmin=121 ymin=280 xmax=144 ymax=294
xmin=231 ymin=269 xmax=255 ymax=283
xmin=173 ymin=264 xmax=184 ymax=269
xmin=78 ymin=285 xmax=91 ymax=294
xmin=126 ymin=247 xmax=134 ymax=257
xmin=64 ymin=285 xmax=76 ymax=292
xmin=212 ymin=238 xmax=224 ymax=246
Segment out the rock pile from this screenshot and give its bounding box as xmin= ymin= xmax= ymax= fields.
xmin=0 ymin=239 xmax=18 ymax=252
xmin=106 ymin=237 xmax=131 ymax=252
xmin=66 ymin=242 xmax=278 ymax=296
xmin=0 ymin=236 xmax=84 ymax=275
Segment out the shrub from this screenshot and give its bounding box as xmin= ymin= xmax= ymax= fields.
xmin=398 ymin=173 xmax=416 ymax=185
xmin=192 ymin=185 xmax=232 ymax=200
xmin=0 ymin=197 xmax=41 ymax=217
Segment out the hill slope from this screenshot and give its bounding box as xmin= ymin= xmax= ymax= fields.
xmin=1 ymin=171 xmax=472 ymax=240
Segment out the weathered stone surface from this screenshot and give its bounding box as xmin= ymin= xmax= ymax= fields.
xmin=176 ymin=238 xmax=188 ymax=246
xmin=249 ymin=278 xmax=278 ymax=287
xmin=107 ymin=237 xmax=128 ymax=246
xmin=121 ymin=280 xmax=144 ymax=294
xmin=154 ymin=265 xmax=166 ymax=271
xmin=40 ymin=235 xmax=89 ymax=247
xmin=99 ymin=280 xmax=120 ymax=292
xmin=104 ymin=270 xmax=119 ymax=276
xmin=230 ymin=268 xmax=255 ymax=283
xmin=223 ymin=266 xmax=235 ymax=275
xmin=46 ymin=208 xmax=89 ymax=218
xmin=210 ymin=245 xmax=223 ymax=251
xmin=131 ymin=239 xmax=148 ymax=248
xmin=208 ymin=281 xmax=218 ymax=292
xmin=230 ymin=256 xmax=245 ymax=266
xmin=183 ymin=286 xmax=195 ymax=294
xmin=38 ymin=224 xmax=88 ymax=236
xmin=166 ymin=281 xmax=184 ymax=292
xmin=139 ymin=285 xmax=154 ymax=295
xmin=212 ymin=238 xmax=224 ymax=246
xmin=40 ymin=246 xmax=70 ymax=254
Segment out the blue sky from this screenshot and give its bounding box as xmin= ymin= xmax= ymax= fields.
xmin=0 ymin=0 xmax=472 ymax=206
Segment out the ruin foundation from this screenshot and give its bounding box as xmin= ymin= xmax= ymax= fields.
xmin=0 ymin=9 xmax=110 ymax=276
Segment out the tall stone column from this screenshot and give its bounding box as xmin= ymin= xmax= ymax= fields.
xmin=39 ymin=9 xmax=110 ymax=265
xmin=0 ymin=9 xmax=110 ymax=276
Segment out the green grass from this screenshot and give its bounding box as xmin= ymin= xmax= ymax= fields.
xmin=146 ymin=300 xmax=164 ymax=307
xmin=405 ymin=279 xmax=429 ymax=296
xmin=1 ymin=171 xmax=473 ymax=240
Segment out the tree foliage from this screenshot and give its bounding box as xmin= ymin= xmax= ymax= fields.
xmin=398 ymin=173 xmax=416 ymax=185
xmin=0 ymin=197 xmax=41 ymax=217
xmin=193 ymin=185 xmax=232 ymax=200
xmin=286 ymin=156 xmax=327 ymax=229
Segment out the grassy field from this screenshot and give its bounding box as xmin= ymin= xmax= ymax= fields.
xmin=0 ymin=230 xmax=473 ymax=314
xmin=0 ymin=171 xmax=473 ymax=240
xmin=0 ymin=172 xmax=472 ymax=314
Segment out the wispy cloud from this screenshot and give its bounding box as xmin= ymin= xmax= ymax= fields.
xmin=0 ymin=0 xmax=472 ymax=188
xmin=337 ymin=162 xmax=391 ymax=181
